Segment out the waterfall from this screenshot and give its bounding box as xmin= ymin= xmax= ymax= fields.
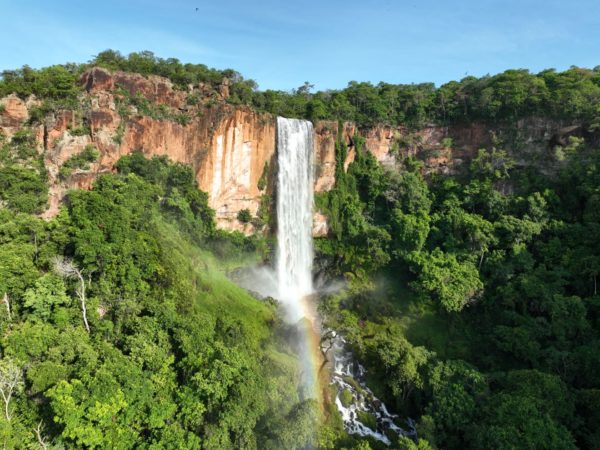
xmin=276 ymin=117 xmax=315 ymax=321
xmin=271 ymin=117 xmax=407 ymax=441
xmin=276 ymin=117 xmax=317 ymax=399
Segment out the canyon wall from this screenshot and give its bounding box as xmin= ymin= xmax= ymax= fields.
xmin=1 ymin=67 xmax=588 ymax=235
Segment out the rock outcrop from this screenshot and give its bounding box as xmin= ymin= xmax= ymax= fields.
xmin=2 ymin=67 xmax=588 ymax=235
xmin=0 ymin=94 xmax=30 ymax=137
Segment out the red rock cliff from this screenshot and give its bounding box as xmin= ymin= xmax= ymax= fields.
xmin=2 ymin=67 xmax=584 ymax=235
xmin=20 ymin=68 xmax=276 ymax=232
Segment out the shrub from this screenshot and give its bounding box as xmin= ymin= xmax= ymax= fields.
xmin=257 ymin=161 xmax=269 ymax=191
xmin=237 ymin=208 xmax=252 ymax=223
xmin=340 ymin=389 xmax=354 ymax=408
xmin=11 ymin=129 xmax=34 ymax=145
xmin=186 ymin=93 xmax=201 ymax=106
xmin=69 ymin=125 xmax=90 ymax=136
xmin=357 ymin=411 xmax=377 ymax=431
xmin=441 ymin=137 xmax=453 ymax=148
xmin=252 ymin=195 xmax=271 ymax=228
xmin=174 ymin=113 xmax=191 ymax=126
xmin=59 ymin=145 xmax=100 ymax=179
xmin=0 ymin=165 xmax=47 ymax=213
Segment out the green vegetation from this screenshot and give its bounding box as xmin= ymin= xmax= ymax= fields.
xmin=58 ymin=144 xmax=100 ymax=179
xmin=0 ymin=128 xmax=47 ymax=213
xmin=252 ymin=194 xmax=272 ymax=229
xmin=258 ymin=161 xmax=269 ymax=191
xmin=0 ymin=64 xmax=82 ymax=107
xmin=2 ymin=50 xmax=598 ymax=131
xmin=91 ymin=50 xmax=258 ymax=103
xmin=114 ymin=88 xmax=184 ymax=123
xmin=1 ymin=52 xmax=599 ymax=448
xmin=250 ymin=67 xmax=600 ymax=129
xmin=317 ymin=121 xmax=600 ymax=449
xmin=0 ymin=153 xmax=318 ymax=449
xmin=68 ymin=125 xmax=90 ymax=136
xmin=339 ymin=389 xmax=353 ymax=408
xmin=237 ymin=208 xmax=252 ymax=223
xmin=356 ymin=411 xmax=377 ymax=432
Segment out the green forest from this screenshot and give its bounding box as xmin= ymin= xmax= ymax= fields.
xmin=0 ymin=51 xmax=599 ymax=449
xmin=2 ymin=50 xmax=599 ymax=128
xmin=315 ymin=130 xmax=600 ymax=449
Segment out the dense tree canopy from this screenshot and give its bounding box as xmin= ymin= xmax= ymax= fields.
xmin=2 ymin=50 xmax=599 ymax=129
xmin=317 ymin=119 xmax=600 ymax=449
xmin=0 ymin=153 xmax=317 ymax=449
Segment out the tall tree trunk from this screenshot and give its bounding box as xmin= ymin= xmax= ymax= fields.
xmin=2 ymin=293 xmax=10 ymax=322
xmin=75 ymin=270 xmax=90 ymax=333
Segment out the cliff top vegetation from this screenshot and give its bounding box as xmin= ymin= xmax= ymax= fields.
xmin=1 ymin=49 xmax=599 ymax=129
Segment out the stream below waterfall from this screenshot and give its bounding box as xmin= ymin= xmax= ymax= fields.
xmin=324 ymin=332 xmax=417 ymax=445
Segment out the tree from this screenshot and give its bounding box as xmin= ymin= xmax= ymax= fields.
xmin=425 ymin=360 xmax=487 ymax=449
xmin=0 ymin=358 xmax=23 ymax=422
xmin=390 ymin=209 xmax=430 ymax=255
xmin=470 ymin=147 xmax=515 ymax=180
xmin=237 ymin=208 xmax=252 ymax=224
xmin=365 ymin=328 xmax=431 ymax=409
xmin=23 ymin=274 xmax=70 ymax=321
xmin=48 ymin=379 xmax=133 ymax=448
xmin=408 ymin=249 xmax=483 ymax=312
xmin=53 ymin=257 xmax=90 ymax=333
xmin=468 ymin=392 xmax=577 ymax=450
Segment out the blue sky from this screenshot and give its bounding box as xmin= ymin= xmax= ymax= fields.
xmin=1 ymin=0 xmax=598 ymax=90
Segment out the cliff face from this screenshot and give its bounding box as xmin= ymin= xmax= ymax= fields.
xmin=0 ymin=94 xmax=30 ymax=132
xmin=13 ymin=68 xmax=276 ymax=232
xmin=112 ymin=108 xmax=276 ymax=232
xmin=1 ymin=67 xmax=588 ymax=235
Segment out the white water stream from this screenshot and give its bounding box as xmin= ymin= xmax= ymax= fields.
xmin=327 ymin=333 xmax=417 ymax=444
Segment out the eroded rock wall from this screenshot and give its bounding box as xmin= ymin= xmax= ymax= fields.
xmin=13 ymin=68 xmax=276 ymax=232
xmin=2 ymin=67 xmax=589 ymax=235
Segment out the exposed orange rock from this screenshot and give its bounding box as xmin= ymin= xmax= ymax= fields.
xmin=0 ymin=68 xmax=274 ymax=231
xmin=0 ymin=94 xmax=29 ymax=138
xmin=314 ymin=121 xmax=337 ymax=192
xmin=116 ymin=110 xmax=274 ymax=230
xmin=313 ymin=121 xmax=358 ymax=193
xmin=312 ymin=211 xmax=329 ymax=237
xmin=46 ymin=111 xmax=76 ymax=149
xmin=363 ymin=125 xmax=396 ymax=167
xmin=81 ymin=67 xmax=186 ymax=108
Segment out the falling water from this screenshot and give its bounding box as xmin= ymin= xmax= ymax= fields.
xmin=275 ymin=117 xmax=317 ymax=398
xmin=276 ymin=117 xmax=315 ymax=318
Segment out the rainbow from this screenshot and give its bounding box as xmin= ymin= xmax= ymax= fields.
xmin=296 ymin=294 xmax=325 ymax=403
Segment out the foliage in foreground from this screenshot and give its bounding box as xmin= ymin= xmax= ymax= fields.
xmin=0 ymin=154 xmax=317 ymax=449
